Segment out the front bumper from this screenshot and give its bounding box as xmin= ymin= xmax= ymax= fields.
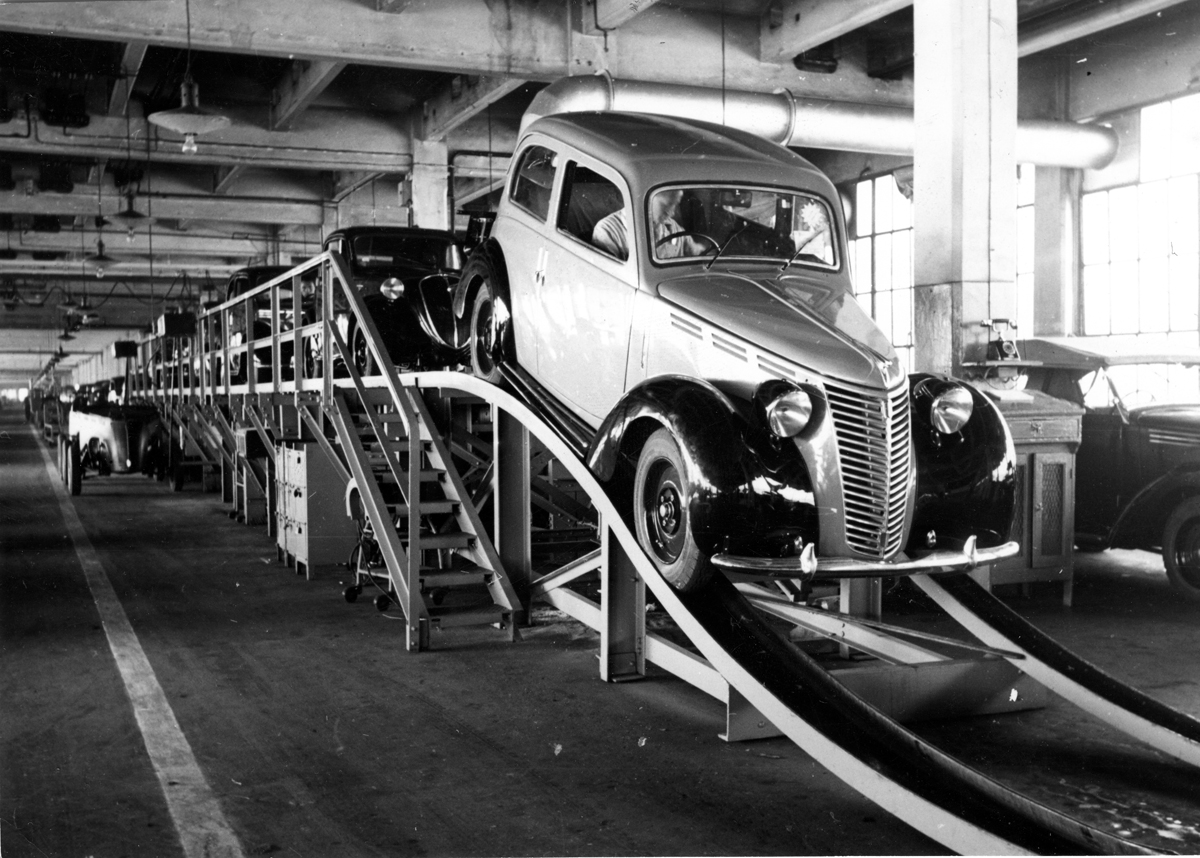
xmin=711 ymin=535 xmax=1020 ymax=581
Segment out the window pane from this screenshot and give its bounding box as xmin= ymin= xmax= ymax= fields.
xmin=875 ymin=289 xmax=893 ymax=337
xmin=1017 ymin=271 xmax=1035 ymax=337
xmin=892 ymin=231 xmax=912 ymax=290
xmin=1139 ymin=256 xmax=1170 ymax=333
xmin=855 ymin=181 xmax=873 ymax=238
xmin=1138 ymin=180 xmax=1170 ymax=260
xmin=1109 ymin=260 xmax=1139 ymax=333
xmin=892 ymin=287 xmax=913 ymax=348
xmin=1082 ymin=264 xmax=1110 ymax=335
xmin=1081 ymin=192 xmax=1110 ymax=265
xmin=1016 ymin=205 xmax=1035 ymax=275
xmin=874 ymin=176 xmax=893 ymax=234
xmin=1017 ymin=164 xmax=1035 ymax=207
xmin=855 ymin=238 xmax=874 ymax=294
xmin=875 ymin=232 xmax=893 ymax=291
xmin=891 ymin=179 xmax=912 ymax=231
xmin=1169 ymin=174 xmax=1199 ymax=255
xmin=1108 ymin=186 xmax=1139 ymax=261
xmin=1170 ymin=253 xmax=1199 ymax=332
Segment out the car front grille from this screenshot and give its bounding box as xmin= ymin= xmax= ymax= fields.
xmin=824 ymin=380 xmax=911 ymax=558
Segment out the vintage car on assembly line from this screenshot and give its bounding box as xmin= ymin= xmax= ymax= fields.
xmin=1019 ymin=336 xmax=1200 ymax=601
xmin=323 ymin=226 xmax=465 ymax=375
xmin=222 ymin=264 xmax=303 ymax=383
xmin=63 ymin=397 xmax=163 ymax=493
xmin=451 ymin=111 xmax=1019 ymax=592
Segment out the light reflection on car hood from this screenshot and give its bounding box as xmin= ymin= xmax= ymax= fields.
xmin=656 ymin=269 xmax=902 ymax=387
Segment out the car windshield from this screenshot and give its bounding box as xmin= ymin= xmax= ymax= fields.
xmin=648 ymin=185 xmax=837 ymax=268
xmin=351 ymin=235 xmax=461 ymax=271
xmin=1080 ymin=363 xmax=1200 ymax=410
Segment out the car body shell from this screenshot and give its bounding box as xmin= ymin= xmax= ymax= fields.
xmin=68 ymin=401 xmax=162 ymax=475
xmin=1019 ymin=336 xmax=1200 ymax=551
xmin=323 ymin=226 xmax=464 ymax=370
xmin=459 ymin=112 xmax=1016 ymax=576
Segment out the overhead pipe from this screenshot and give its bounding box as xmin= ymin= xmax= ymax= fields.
xmin=523 ymin=74 xmax=1118 ymax=170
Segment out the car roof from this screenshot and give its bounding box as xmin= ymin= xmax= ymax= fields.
xmin=324 ymin=225 xmax=458 ymax=244
xmin=523 ymin=111 xmax=833 ymax=194
xmin=1019 ymin=336 xmax=1200 ymax=370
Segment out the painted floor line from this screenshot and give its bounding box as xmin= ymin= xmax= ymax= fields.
xmin=36 ymin=430 xmax=246 ymax=858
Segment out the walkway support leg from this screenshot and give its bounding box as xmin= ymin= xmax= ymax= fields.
xmin=494 ymin=407 xmax=532 ymax=617
xmin=601 ymin=519 xmax=645 ymax=682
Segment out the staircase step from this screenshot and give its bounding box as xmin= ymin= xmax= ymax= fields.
xmin=428 ymin=604 xmax=509 ymax=629
xmin=376 ymin=469 xmax=443 ymax=483
xmin=401 ymin=532 xmax=474 ymax=550
xmin=421 ymin=571 xmax=489 ymax=589
xmin=386 ymin=499 xmax=459 ymax=516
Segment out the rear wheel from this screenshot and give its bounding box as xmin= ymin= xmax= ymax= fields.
xmin=1162 ymin=498 xmax=1200 ymax=603
xmin=633 ymin=428 xmax=713 ymax=593
xmin=67 ymin=437 xmax=82 ymax=496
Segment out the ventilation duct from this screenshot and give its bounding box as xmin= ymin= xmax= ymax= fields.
xmin=523 ymin=74 xmax=1118 ymax=170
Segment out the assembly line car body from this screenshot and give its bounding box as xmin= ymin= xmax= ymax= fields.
xmin=323 ymin=226 xmax=466 ymax=375
xmin=1019 ymin=336 xmax=1200 ymax=600
xmin=452 ymin=111 xmax=1019 ymax=592
xmin=67 ymin=399 xmax=163 ymax=477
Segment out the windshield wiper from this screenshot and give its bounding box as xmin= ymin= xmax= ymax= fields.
xmin=779 ymin=231 xmax=822 ymax=272
xmin=704 ymin=224 xmax=747 ymax=271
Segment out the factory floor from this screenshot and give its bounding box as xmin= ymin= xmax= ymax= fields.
xmin=2 ymin=405 xmax=1198 ymax=858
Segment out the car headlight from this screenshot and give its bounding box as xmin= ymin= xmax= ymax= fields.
xmin=765 ymin=389 xmax=814 ymax=438
xmin=930 ymin=385 xmax=974 ymax=434
xmin=380 ymin=278 xmax=405 ymax=301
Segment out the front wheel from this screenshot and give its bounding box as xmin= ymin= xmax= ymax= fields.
xmin=469 ymin=285 xmax=502 ymax=383
xmin=351 ymin=323 xmax=375 ymax=377
xmin=1162 ymin=498 xmax=1200 ymax=603
xmin=633 ymin=428 xmax=713 ymax=593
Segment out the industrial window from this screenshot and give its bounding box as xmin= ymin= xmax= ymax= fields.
xmin=1080 ymin=93 xmax=1200 ymax=342
xmin=849 ymin=174 xmax=914 ymax=374
xmin=1015 ymin=164 xmax=1036 ymax=337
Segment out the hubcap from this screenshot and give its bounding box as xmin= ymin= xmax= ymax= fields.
xmin=644 ymin=460 xmax=684 ymax=564
xmin=475 ymin=295 xmax=495 ymax=373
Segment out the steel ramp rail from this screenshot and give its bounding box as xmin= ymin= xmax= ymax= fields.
xmin=914 ymin=571 xmax=1200 ymax=769
xmin=406 ymin=372 xmax=1159 ymax=856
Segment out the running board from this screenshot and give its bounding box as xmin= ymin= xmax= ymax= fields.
xmin=914 ymin=571 xmax=1200 ymax=769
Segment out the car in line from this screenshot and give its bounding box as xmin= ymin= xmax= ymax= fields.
xmin=1019 ymin=336 xmax=1200 ymax=601
xmin=450 ymin=111 xmax=1019 ymax=592
xmin=322 ymin=226 xmax=465 ymax=376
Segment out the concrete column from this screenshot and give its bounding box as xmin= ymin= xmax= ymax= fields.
xmin=1032 ymin=165 xmax=1079 ymax=336
xmin=912 ymin=0 xmax=1018 ymax=375
xmin=412 ymin=139 xmax=450 ymax=230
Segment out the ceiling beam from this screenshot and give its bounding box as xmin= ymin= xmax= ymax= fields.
xmin=108 ymin=40 xmax=149 ymax=117
xmin=9 ymin=229 xmax=262 ymax=258
xmin=0 ymin=111 xmax=414 ymax=173
xmin=271 ymin=60 xmax=347 ymax=130
xmin=213 ymin=165 xmax=247 ymax=195
xmin=421 ymin=76 xmax=528 ymax=142
xmin=586 ymin=0 xmax=664 ymax=33
xmin=759 ymin=0 xmax=909 ymax=63
xmin=0 ymin=188 xmax=324 ymax=225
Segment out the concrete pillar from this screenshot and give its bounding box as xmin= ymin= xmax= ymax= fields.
xmin=912 ymin=0 xmax=1018 ymax=375
xmin=412 ymin=139 xmax=450 ymax=230
xmin=1032 ymin=166 xmax=1079 ymax=336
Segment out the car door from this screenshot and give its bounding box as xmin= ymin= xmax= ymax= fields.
xmin=534 ymin=156 xmax=637 ymax=424
xmin=495 ymin=141 xmax=562 ymax=370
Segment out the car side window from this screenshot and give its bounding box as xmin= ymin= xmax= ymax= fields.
xmin=510 ymin=145 xmax=558 ymax=221
xmin=557 ymin=162 xmax=628 ymax=262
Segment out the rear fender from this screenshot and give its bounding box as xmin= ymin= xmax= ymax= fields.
xmin=452 ymin=240 xmax=514 ymax=361
xmin=1110 ymin=464 xmax=1200 ymax=549
xmin=587 ymin=376 xmax=817 ymax=557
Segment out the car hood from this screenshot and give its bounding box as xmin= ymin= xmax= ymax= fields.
xmin=1131 ymin=404 xmax=1200 ymax=436
xmin=656 ymin=269 xmax=903 ymax=388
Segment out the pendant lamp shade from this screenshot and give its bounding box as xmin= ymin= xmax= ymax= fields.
xmin=148 ymin=79 xmax=231 ymax=137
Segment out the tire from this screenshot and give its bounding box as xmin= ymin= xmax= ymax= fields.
xmin=469 ymin=284 xmax=502 ymax=383
xmin=351 ymin=323 xmax=374 ymax=377
xmin=632 ymin=428 xmax=713 ymax=593
xmin=67 ymin=437 xmax=82 ymax=496
xmin=1162 ymin=497 xmax=1200 ymax=603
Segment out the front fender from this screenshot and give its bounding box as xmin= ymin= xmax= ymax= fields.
xmin=587 ymin=376 xmax=817 ymax=557
xmin=1110 ymin=464 xmax=1200 ymax=549
xmin=908 ymin=374 xmax=1016 ymax=551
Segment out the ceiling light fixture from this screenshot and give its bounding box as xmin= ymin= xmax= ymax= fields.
xmin=112 ymin=190 xmax=148 ymax=226
xmin=147 ymin=0 xmax=230 ymax=153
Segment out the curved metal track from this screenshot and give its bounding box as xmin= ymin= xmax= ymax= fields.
xmin=409 ymin=372 xmax=1169 ymax=855
xmin=914 ymin=571 xmax=1200 ymax=769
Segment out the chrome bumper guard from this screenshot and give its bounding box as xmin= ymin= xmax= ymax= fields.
xmin=711 ymin=536 xmax=1020 ymax=582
